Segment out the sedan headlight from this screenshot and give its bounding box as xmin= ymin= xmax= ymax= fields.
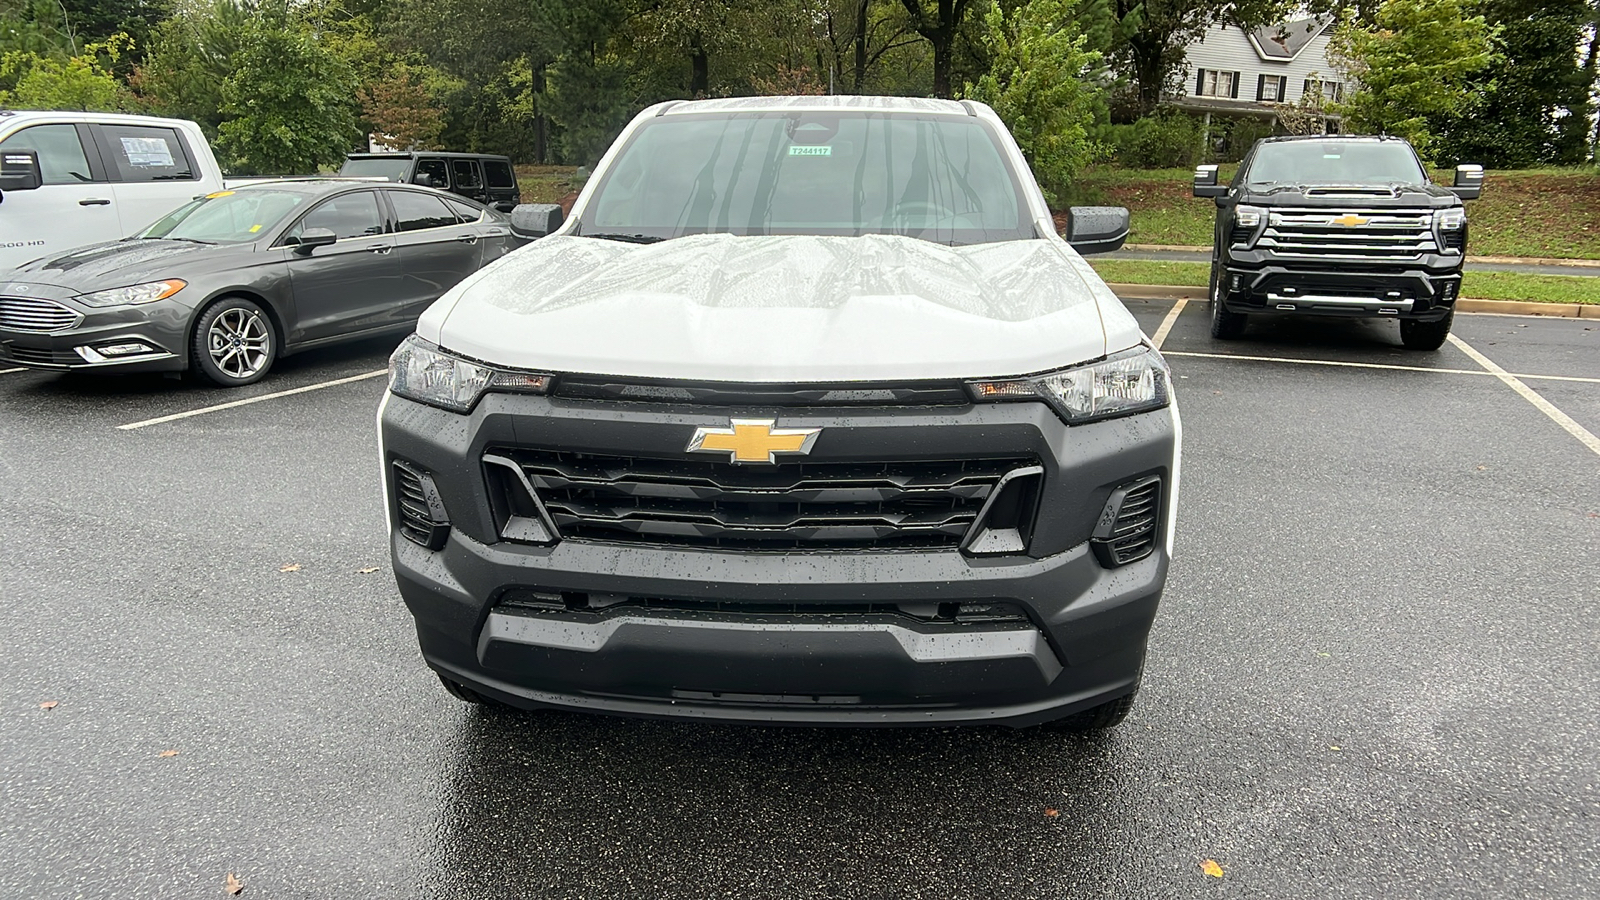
xmin=968 ymin=346 xmax=1171 ymax=424
xmin=76 ymin=279 xmax=186 ymax=308
xmin=388 ymin=335 xmax=550 ymax=413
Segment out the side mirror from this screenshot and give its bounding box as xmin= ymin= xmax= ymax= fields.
xmin=510 ymin=203 xmax=564 ymax=240
xmin=1193 ymin=164 xmax=1225 ymax=199
xmin=292 ymin=227 xmax=338 ymax=254
xmin=491 ymin=200 xmax=516 ymax=213
xmin=1065 ymin=206 xmax=1130 ymax=255
xmin=413 ymin=172 xmax=434 ymax=188
xmin=1451 ymin=164 xmax=1483 ymax=200
xmin=0 ymin=149 xmax=43 ymax=193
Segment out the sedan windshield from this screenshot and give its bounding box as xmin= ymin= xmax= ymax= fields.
xmin=577 ymin=112 xmax=1033 ymax=245
xmin=1246 ymin=141 xmax=1427 ymax=186
xmin=138 ymin=190 xmax=309 ymax=243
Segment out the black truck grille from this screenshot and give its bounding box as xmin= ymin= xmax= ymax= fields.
xmin=1258 ymin=209 xmax=1438 ymax=260
xmin=490 ymin=448 xmax=1034 ymax=550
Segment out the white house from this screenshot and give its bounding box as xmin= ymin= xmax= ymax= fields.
xmin=1170 ymin=18 xmax=1346 ymax=127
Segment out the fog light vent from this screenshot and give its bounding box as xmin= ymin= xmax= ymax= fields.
xmin=1091 ymin=475 xmax=1162 ymax=567
xmin=393 ymin=460 xmax=451 ymax=550
xmin=960 ymin=465 xmax=1044 ymax=556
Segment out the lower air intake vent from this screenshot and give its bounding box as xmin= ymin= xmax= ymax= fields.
xmin=393 ymin=460 xmax=451 ymax=550
xmin=1091 ymin=476 xmax=1162 ymax=567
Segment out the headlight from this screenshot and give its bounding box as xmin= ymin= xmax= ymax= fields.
xmin=968 ymin=345 xmax=1171 ymax=424
xmin=1234 ymin=205 xmax=1265 ymax=228
xmin=388 ymin=334 xmax=550 ymax=413
xmin=76 ymin=279 xmax=186 ymax=308
xmin=1437 ymin=210 xmax=1465 ymax=230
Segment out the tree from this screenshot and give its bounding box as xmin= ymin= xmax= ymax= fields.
xmin=1328 ymin=0 xmax=1497 ymax=160
xmin=962 ymin=0 xmax=1107 ymax=204
xmin=133 ymin=0 xmax=255 ymax=137
xmin=215 ymin=15 xmax=362 ymax=174
xmin=0 ymin=34 xmax=132 ymax=110
xmin=1106 ymin=0 xmax=1287 ymax=117
xmin=360 ymin=63 xmax=447 ymax=150
xmin=898 ymin=0 xmax=983 ymax=97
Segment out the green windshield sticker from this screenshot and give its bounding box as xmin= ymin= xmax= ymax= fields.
xmin=788 ymin=145 xmax=832 ymax=157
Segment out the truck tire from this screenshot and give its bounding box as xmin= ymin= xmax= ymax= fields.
xmin=191 ymin=297 xmax=277 ymax=386
xmin=1209 ymin=266 xmax=1248 ymax=340
xmin=1400 ymin=309 xmax=1454 ymax=351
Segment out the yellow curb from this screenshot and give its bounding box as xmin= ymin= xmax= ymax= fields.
xmin=1107 ymin=284 xmax=1593 ymax=318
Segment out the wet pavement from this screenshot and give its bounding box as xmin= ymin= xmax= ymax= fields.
xmin=1 ymin=307 xmax=1597 ymax=899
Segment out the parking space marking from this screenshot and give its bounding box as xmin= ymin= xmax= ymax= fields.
xmin=0 ymin=367 xmax=24 ymax=375
xmin=1150 ymin=298 xmax=1188 ymax=349
xmin=117 ymin=369 xmax=388 ymax=431
xmin=1447 ymin=334 xmax=1600 ymax=457
xmin=1162 ymin=350 xmax=1600 ymax=385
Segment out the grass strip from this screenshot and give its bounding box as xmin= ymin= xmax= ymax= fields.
xmin=1088 ymin=259 xmax=1600 ymax=305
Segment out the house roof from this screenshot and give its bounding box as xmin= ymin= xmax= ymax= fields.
xmin=1247 ymin=18 xmax=1331 ymax=61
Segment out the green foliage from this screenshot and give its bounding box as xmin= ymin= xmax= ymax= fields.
xmin=214 ymin=16 xmax=362 ymax=174
xmin=1104 ymin=109 xmax=1202 ymax=168
xmin=1328 ymin=0 xmax=1498 ymax=160
xmin=133 ymin=0 xmax=254 ymax=136
xmin=0 ymin=34 xmax=132 ymax=110
xmin=961 ymin=0 xmax=1107 ymax=205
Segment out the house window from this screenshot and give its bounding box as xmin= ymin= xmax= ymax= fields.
xmin=1257 ymin=74 xmax=1287 ymax=102
xmin=1196 ymin=69 xmax=1239 ymax=98
xmin=1303 ymin=79 xmax=1344 ymax=102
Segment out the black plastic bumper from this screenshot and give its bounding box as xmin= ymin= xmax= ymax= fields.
xmin=380 ymin=390 xmax=1178 ymax=726
xmin=1218 ymin=262 xmax=1460 ymax=321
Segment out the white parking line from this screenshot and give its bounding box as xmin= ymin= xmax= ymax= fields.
xmin=1150 ymin=298 xmax=1188 ymax=349
xmin=117 ymin=369 xmax=388 ymax=431
xmin=1447 ymin=334 xmax=1600 ymax=458
xmin=1162 ymin=350 xmax=1600 ymax=385
xmin=0 ymin=367 xmax=25 ymax=375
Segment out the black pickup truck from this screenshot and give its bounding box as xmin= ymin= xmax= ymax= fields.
xmin=1194 ymin=135 xmax=1483 ymax=350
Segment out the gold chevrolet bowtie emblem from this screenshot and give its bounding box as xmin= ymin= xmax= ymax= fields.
xmin=687 ymin=419 xmax=821 ymax=464
xmin=1331 ymin=214 xmax=1369 ymax=227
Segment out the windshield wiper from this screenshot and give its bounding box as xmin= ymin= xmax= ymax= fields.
xmin=144 ymin=236 xmax=217 ymax=245
xmin=583 ymin=233 xmax=665 ymax=244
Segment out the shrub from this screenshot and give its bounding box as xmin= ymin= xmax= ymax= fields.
xmin=1110 ymin=110 xmax=1203 ymax=168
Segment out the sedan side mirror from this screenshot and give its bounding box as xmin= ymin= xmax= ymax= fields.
xmin=0 ymin=149 xmax=43 ymax=193
xmin=1193 ymin=164 xmax=1225 ymax=199
xmin=1451 ymin=164 xmax=1484 ymax=200
xmin=1065 ymin=206 xmax=1130 ymax=255
xmin=292 ymin=227 xmax=338 ymax=254
xmin=510 ymin=203 xmax=564 ymax=240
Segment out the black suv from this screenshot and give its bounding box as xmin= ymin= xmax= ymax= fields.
xmin=340 ymin=152 xmax=521 ymax=211
xmin=1194 ymin=135 xmax=1483 ymax=350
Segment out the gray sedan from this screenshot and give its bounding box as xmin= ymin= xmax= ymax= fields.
xmin=0 ymin=179 xmax=518 ymax=385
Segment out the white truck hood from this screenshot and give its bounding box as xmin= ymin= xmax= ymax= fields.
xmin=424 ymin=232 xmax=1140 ymax=382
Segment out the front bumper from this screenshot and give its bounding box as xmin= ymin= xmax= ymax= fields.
xmin=381 ymin=390 xmax=1178 ymax=727
xmin=0 ymin=297 xmax=189 ymax=373
xmin=1217 ymin=262 xmax=1459 ymax=321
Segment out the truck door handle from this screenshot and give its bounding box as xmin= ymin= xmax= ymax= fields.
xmin=79 ymin=198 xmax=112 ymax=206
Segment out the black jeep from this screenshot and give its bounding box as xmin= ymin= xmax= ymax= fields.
xmin=1194 ymin=135 xmax=1483 ymax=350
xmin=340 ymin=152 xmax=521 ymax=211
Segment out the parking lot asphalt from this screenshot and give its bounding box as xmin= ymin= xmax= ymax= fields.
xmin=1 ymin=305 xmax=1596 ymax=899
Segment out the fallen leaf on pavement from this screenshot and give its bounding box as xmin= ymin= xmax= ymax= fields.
xmin=225 ymin=872 xmax=243 ymax=895
xmin=1330 ymin=745 xmax=1341 ymax=751
xmin=279 ymin=563 xmax=301 ymax=572
xmin=357 ymin=566 xmax=380 ymax=574
xmin=38 ymin=701 xmax=58 ymax=710
xmin=1201 ymin=859 xmax=1224 ymax=878
xmin=159 ymin=749 xmax=179 ymax=758
xmin=1043 ymin=808 xmax=1059 ymax=818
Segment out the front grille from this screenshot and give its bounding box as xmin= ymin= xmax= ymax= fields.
xmin=497 ymin=587 xmax=1031 ymax=623
xmin=1 ymin=345 xmax=63 ymax=364
xmin=552 ymin=376 xmax=970 ymax=407
xmin=0 ymin=297 xmax=81 ymax=332
xmin=1259 ymin=209 xmax=1438 ymax=260
xmin=1091 ymin=476 xmax=1161 ymax=567
xmin=490 ymin=448 xmax=1034 ymax=551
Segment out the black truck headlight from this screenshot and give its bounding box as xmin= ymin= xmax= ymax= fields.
xmin=388 ymin=335 xmax=550 ymax=413
xmin=1234 ymin=205 xmax=1265 ymax=228
xmin=969 ymin=346 xmax=1171 ymax=424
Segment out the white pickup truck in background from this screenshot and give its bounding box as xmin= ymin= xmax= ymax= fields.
xmin=0 ymin=111 xmax=228 ymax=270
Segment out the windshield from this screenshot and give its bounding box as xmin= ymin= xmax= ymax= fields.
xmin=1246 ymin=141 xmax=1427 ymax=186
xmin=138 ymin=190 xmax=309 ymax=243
xmin=577 ymin=112 xmax=1033 ymax=245
xmin=339 ymin=157 xmax=410 ymax=181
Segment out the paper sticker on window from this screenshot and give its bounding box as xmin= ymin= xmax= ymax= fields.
xmin=788 ymin=145 xmax=832 ymax=157
xmin=121 ymin=136 xmax=175 ymax=168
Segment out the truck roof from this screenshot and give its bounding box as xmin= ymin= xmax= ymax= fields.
xmin=0 ymin=109 xmax=202 ymax=130
xmin=1257 ymin=134 xmax=1412 ymax=145
xmin=656 ymin=95 xmax=975 ymax=117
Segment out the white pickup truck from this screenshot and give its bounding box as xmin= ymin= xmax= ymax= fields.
xmin=0 ymin=110 xmax=227 ymax=270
